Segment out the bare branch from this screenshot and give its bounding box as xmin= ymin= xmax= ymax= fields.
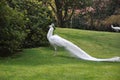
xmin=47 ymin=2 xmax=57 ymax=16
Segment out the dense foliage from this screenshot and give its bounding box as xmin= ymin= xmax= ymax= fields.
xmin=0 ymin=0 xmax=52 ymax=57
xmin=17 ymin=0 xmax=52 ymax=47
xmin=71 ymin=0 xmax=120 ymax=31
xmin=7 ymin=0 xmax=53 ymax=47
xmin=0 ymin=0 xmax=26 ymax=56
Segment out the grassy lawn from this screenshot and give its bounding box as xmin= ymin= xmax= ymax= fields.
xmin=0 ymin=28 xmax=120 ymax=80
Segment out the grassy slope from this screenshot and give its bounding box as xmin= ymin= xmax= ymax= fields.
xmin=0 ymin=28 xmax=120 ymax=80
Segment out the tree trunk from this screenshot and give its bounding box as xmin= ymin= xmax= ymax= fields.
xmin=54 ymin=0 xmax=64 ymax=27
xmin=90 ymin=13 xmax=94 ymax=30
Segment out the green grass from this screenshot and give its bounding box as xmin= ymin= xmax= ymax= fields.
xmin=0 ymin=28 xmax=120 ymax=80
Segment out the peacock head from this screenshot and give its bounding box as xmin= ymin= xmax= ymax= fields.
xmin=49 ymin=23 xmax=56 ymax=30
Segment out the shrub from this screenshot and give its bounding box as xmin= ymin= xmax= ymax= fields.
xmin=104 ymin=15 xmax=120 ymax=25
xmin=0 ymin=0 xmax=26 ymax=57
xmin=12 ymin=0 xmax=52 ymax=48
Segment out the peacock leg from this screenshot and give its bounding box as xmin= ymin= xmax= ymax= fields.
xmin=53 ymin=47 xmax=57 ymax=56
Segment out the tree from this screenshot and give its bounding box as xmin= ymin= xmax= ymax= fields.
xmin=91 ymin=0 xmax=120 ymax=31
xmin=106 ymin=0 xmax=120 ymax=15
xmin=43 ymin=0 xmax=92 ymax=27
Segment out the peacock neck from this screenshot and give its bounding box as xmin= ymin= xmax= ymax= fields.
xmin=47 ymin=27 xmax=54 ymax=39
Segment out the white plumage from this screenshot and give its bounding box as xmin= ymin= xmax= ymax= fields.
xmin=111 ymin=25 xmax=120 ymax=32
xmin=47 ymin=23 xmax=120 ymax=62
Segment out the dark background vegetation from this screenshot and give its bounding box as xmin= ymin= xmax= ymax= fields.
xmin=0 ymin=0 xmax=120 ymax=57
